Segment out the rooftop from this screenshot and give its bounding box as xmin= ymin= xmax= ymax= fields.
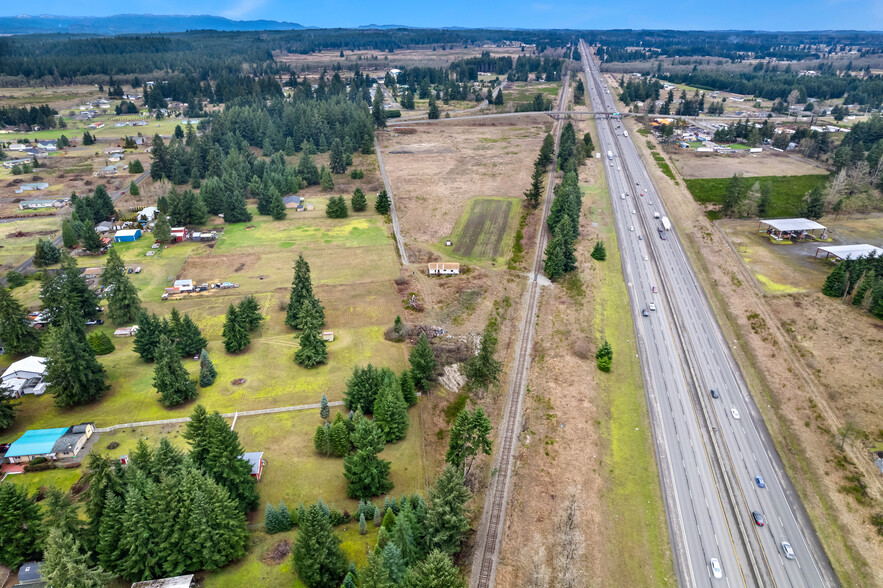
xmin=759 ymin=218 xmax=827 ymax=232
xmin=130 ymin=574 xmax=194 ymax=588
xmin=816 ymin=243 xmax=883 ymax=260
xmin=2 ymin=356 xmax=47 ymax=379
xmin=5 ymin=427 xmax=69 ymax=458
xmin=243 ymin=451 xmax=263 ymax=476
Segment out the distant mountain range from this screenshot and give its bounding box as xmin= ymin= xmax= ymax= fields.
xmin=0 ymin=14 xmax=313 ymax=35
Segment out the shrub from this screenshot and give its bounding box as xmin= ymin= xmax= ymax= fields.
xmin=87 ymin=331 xmax=116 ymax=355
xmin=5 ymin=271 xmax=26 ymax=288
xmin=24 ymin=461 xmax=55 ymax=472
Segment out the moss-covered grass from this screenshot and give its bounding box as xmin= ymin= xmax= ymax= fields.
xmin=684 ymin=174 xmax=829 ymax=218
xmin=582 ymin=170 xmax=675 ymax=586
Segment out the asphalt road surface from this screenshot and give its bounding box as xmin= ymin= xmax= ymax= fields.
xmin=580 ymin=41 xmax=837 ymax=588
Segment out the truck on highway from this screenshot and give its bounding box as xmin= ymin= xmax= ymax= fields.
xmin=607 ymin=150 xmax=613 ymax=160
xmin=653 ymin=211 xmax=660 ymax=219
xmin=661 ymin=216 xmax=672 ymax=231
xmin=623 ymin=130 xmax=628 ymax=137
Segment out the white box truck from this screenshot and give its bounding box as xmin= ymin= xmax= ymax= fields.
xmin=661 ymin=216 xmax=672 ymax=231
xmin=653 ymin=211 xmax=660 ymax=219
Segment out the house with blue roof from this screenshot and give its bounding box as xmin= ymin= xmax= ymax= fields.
xmin=4 ymin=423 xmax=95 ymax=464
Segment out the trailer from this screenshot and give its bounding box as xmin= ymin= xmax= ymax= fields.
xmin=661 ymin=216 xmax=672 ymax=231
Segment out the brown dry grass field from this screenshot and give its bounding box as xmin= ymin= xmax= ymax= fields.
xmin=0 ymin=84 xmax=101 ymax=110
xmin=275 ymin=46 xmax=530 ymax=74
xmin=670 ymin=150 xmax=829 ymax=179
xmin=623 ymin=105 xmax=883 ymax=587
xmin=378 ymin=115 xmax=551 ymax=255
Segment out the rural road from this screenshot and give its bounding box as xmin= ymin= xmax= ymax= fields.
xmin=468 ymin=73 xmax=570 ymax=588
xmin=11 ymin=162 xmax=150 ymax=275
xmin=581 ymin=40 xmax=837 ymax=588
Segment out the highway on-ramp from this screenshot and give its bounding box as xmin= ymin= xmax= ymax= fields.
xmin=580 ymin=40 xmax=837 ymax=588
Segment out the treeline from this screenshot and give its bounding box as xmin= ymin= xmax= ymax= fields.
xmin=822 ymin=253 xmax=883 ymax=319
xmin=0 ymin=104 xmax=59 ymax=129
xmin=449 ymin=52 xmax=513 ymax=80
xmin=658 ymin=69 xmax=883 ymax=107
xmin=593 ymin=30 xmax=883 ymax=61
xmin=619 ymin=76 xmax=662 ymax=104
xmin=508 ymin=55 xmax=565 ymax=82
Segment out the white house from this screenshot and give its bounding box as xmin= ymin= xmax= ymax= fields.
xmin=138 ymin=206 xmax=160 ymax=222
xmin=1 ymin=356 xmax=48 ymax=398
xmin=427 ymin=262 xmax=461 ymax=276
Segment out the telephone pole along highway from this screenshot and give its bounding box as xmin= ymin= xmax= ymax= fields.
xmin=469 ymin=74 xmax=570 ymax=588
xmin=579 ymin=40 xmax=837 ymax=588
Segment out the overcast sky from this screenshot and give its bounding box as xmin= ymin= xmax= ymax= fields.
xmin=4 ymin=0 xmax=883 ymax=30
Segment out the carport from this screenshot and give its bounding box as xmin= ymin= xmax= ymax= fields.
xmin=757 ymin=218 xmax=827 ymax=242
xmin=814 ymin=243 xmax=883 ymax=261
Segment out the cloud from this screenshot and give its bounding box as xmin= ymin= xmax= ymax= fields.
xmin=222 ymin=0 xmax=267 ymax=19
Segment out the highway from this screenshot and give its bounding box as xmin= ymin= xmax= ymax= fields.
xmin=579 ymin=41 xmax=837 ymax=588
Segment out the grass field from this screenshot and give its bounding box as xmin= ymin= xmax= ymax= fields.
xmin=0 ymin=217 xmax=61 ymax=270
xmin=3 ymin=467 xmax=84 ymax=496
xmin=583 ymin=178 xmax=675 ymax=586
xmin=685 ymin=174 xmax=829 ymax=217
xmin=446 ymin=197 xmax=520 ymax=262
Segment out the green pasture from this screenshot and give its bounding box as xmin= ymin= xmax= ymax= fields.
xmin=685 ymin=174 xmax=829 ymax=218
xmin=444 ymin=197 xmax=520 ymax=264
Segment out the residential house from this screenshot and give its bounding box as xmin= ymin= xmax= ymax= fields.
xmin=243 ymin=452 xmax=265 ymax=481
xmin=14 ymin=561 xmax=45 ymax=587
xmin=95 ymin=221 xmax=114 ymax=233
xmin=283 ymin=195 xmax=302 ymax=209
xmin=104 ymin=147 xmax=125 ymax=155
xmin=137 ymin=206 xmax=160 ymax=222
xmin=427 ymin=262 xmax=461 ymax=276
xmin=7 ymin=143 xmax=27 ymax=151
xmin=3 ymin=423 xmax=94 ymax=463
xmin=19 ymin=198 xmax=69 ymax=210
xmin=3 ymin=158 xmax=31 ymax=169
xmin=94 ymin=165 xmax=118 ymax=177
xmin=36 ymin=141 xmax=57 ymax=151
xmin=14 ymin=183 xmax=49 ymax=194
xmin=1 ymin=356 xmax=48 ymax=398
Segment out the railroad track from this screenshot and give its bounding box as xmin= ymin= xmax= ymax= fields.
xmin=469 ymin=72 xmax=570 ymax=588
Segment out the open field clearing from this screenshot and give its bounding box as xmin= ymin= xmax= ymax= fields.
xmin=685 ymin=173 xmax=829 ymax=217
xmin=670 ymin=150 xmax=829 ymax=179
xmin=628 ymin=113 xmax=883 ymax=586
xmin=496 ymin=118 xmax=673 ymax=587
xmin=717 ymin=215 xmax=883 ymax=294
xmin=0 ymin=216 xmax=60 ymax=270
xmin=275 ymin=45 xmax=529 ymax=72
xmin=0 ymin=85 xmax=100 ymax=109
xmin=379 ymin=116 xmax=550 ymax=256
xmin=448 ymin=197 xmax=519 ymax=261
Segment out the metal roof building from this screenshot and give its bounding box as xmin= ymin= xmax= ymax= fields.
xmin=815 ymin=243 xmax=883 ymax=261
xmin=5 ymin=428 xmax=69 ymax=459
xmin=757 ymin=218 xmax=827 ymax=241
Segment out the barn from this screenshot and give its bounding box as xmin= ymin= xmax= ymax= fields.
xmin=114 ymin=229 xmax=142 ymax=243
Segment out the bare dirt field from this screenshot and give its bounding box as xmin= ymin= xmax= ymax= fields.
xmin=624 ymin=109 xmax=883 ymax=587
xmin=379 ymin=116 xmax=551 ymax=256
xmin=0 ymin=84 xmax=100 ymax=110
xmin=670 ymin=150 xmax=829 ymax=179
xmin=275 ymin=46 xmax=530 ymax=74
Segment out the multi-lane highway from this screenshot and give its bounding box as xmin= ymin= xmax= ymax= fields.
xmin=579 ymin=40 xmax=837 ymax=588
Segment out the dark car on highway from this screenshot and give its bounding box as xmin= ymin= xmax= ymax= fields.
xmin=752 ymin=511 xmax=765 ymax=526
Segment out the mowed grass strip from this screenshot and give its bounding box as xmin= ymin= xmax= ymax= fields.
xmin=583 ymin=176 xmax=675 ymax=586
xmin=685 ymin=174 xmax=829 ymax=217
xmin=450 ymin=197 xmax=518 ymax=260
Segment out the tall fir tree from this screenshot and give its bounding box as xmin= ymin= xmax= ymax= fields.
xmin=133 ymin=311 xmax=165 ymax=361
xmin=107 ymin=270 xmax=142 ymax=325
xmin=352 ymin=187 xmax=368 ymax=212
xmin=425 ymin=465 xmax=471 ymax=555
xmin=320 ymin=394 xmax=331 ymax=421
xmin=222 ymin=304 xmax=250 ymax=353
xmin=373 ymin=371 xmax=409 ymax=442
xmin=0 ymin=286 xmax=40 ymax=355
xmin=41 ymin=527 xmax=113 ymax=588
xmin=375 ymin=189 xmax=390 ymax=215
xmin=199 ymin=349 xmax=217 ymax=387
xmin=400 ymin=369 xmax=417 ymax=406
xmin=292 ymin=504 xmax=347 ymax=588
xmin=153 ymin=212 xmax=172 ymax=243
xmin=44 ymin=303 xmax=108 ymax=407
xmin=590 ymin=240 xmax=607 ymax=261
xmin=463 ymin=319 xmax=502 ymax=393
xmin=408 ymin=333 xmax=436 ymax=391
xmin=0 ymin=483 xmax=42 ymax=568
xmin=286 ymin=254 xmax=323 ymax=329
xmin=405 ymin=549 xmax=466 ymax=588
xmin=0 ymin=395 xmax=16 ymax=430
xmin=61 ymin=219 xmax=79 ymax=248
xmin=295 ymin=305 xmax=328 ymax=367
xmin=176 ymin=314 xmax=207 ymax=357
xmin=329 ymin=138 xmax=347 ymax=173
xmin=153 ymin=334 xmax=198 ymax=407
xmin=237 ymin=296 xmax=264 ymax=331
xmin=524 ymin=165 xmax=543 ymax=208
xmin=446 ymin=407 xmax=492 ymax=477
xmin=343 ymin=417 xmax=393 ymax=499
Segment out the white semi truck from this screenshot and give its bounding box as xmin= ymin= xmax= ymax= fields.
xmin=661 ymin=216 xmax=672 ymax=231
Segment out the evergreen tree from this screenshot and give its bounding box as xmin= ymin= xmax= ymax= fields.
xmin=330 ymin=138 xmax=347 ymax=173
xmin=400 ymin=370 xmax=417 ymax=406
xmin=537 ymin=133 xmax=555 ymax=167
xmin=199 ymin=349 xmax=217 ymax=387
xmin=96 ymin=491 xmax=124 ymax=573
xmin=91 ymin=185 xmax=116 ymax=220
xmin=425 ymin=465 xmax=471 ymax=555
xmin=446 ymin=407 xmax=492 ymax=477
xmin=408 ymin=333 xmax=436 ymax=391
xmin=326 ymin=195 xmax=349 ymax=218
xmin=320 ymin=167 xmax=335 ymax=191
xmin=352 ymin=187 xmax=367 ymax=212
xmin=182 ymin=404 xmax=211 ymax=464
xmin=298 ymin=152 xmax=320 ymax=186
xmin=177 ymin=314 xmax=207 ymax=357
xmin=82 ymin=222 xmax=102 ymax=252
xmin=405 ymin=549 xmax=466 ymax=588
xmin=286 ymin=254 xmax=323 ymax=329
xmin=463 ymin=319 xmax=502 ymax=393
xmin=0 ymin=483 xmax=42 ymax=568
xmin=757 ymin=182 xmax=772 ymax=217
xmin=798 ymin=185 xmax=826 ymax=220
xmin=41 ymin=527 xmax=113 ymax=588
xmin=222 ymin=304 xmax=250 ymax=353
xmin=428 ymin=95 xmax=440 ymax=120
xmin=237 ymin=296 xmax=264 ymax=331
xmin=359 ymin=512 xmax=368 ymax=535
xmin=320 ymin=394 xmax=331 ymax=421
xmin=0 ymin=286 xmax=40 ymax=355
xmin=81 ymin=453 xmax=120 ymax=553
xmin=44 ymin=304 xmax=108 ymax=407
xmin=61 ymin=219 xmax=79 ymax=248
xmin=344 ymin=364 xmax=390 ymax=414
xmin=128 ymin=159 xmax=144 ymax=173
xmin=269 ymin=191 xmax=287 ymax=220
xmin=224 ymin=189 xmax=252 ymax=223
xmin=0 ymin=395 xmax=16 ymax=430
xmin=101 ymin=247 xmax=125 ymax=288
xmin=591 ymin=240 xmax=607 ymax=261
xmin=34 ymin=238 xmax=60 ymax=267
xmin=153 ymin=212 xmax=172 ymax=243
xmin=188 ymin=409 xmax=259 ymax=512
xmin=543 ymin=232 xmax=566 ymax=281
xmin=4 ymin=271 xmax=25 ymax=289
xmin=295 ymin=308 xmax=328 ymax=368
xmin=154 ymin=334 xmax=198 ymax=407
xmin=373 ymin=506 xmax=382 ymax=527
xmin=822 ymin=262 xmax=848 ymax=297
xmin=107 ymin=270 xmax=142 ymax=325
xmin=596 ymin=339 xmax=613 ymax=372
xmin=374 ymin=371 xmax=409 ymax=442
xmin=373 ymin=88 xmax=388 ymax=128
xmin=314 ymin=424 xmax=332 ymax=456
xmin=381 ymin=543 xmax=407 ymax=584
xmin=133 ymin=311 xmax=166 ymax=361
xmin=329 ymin=417 xmax=351 ymax=457
xmin=292 ymin=504 xmax=347 ymax=588
xmin=129 ymin=181 xmax=140 ymax=196
xmin=88 ymin=330 xmax=116 ymax=355
xmin=343 ymin=418 xmax=393 ymax=499
xmin=524 ymin=165 xmax=543 ymax=208
xmin=265 ymin=503 xmax=280 ymax=533
xmin=375 ymin=190 xmax=391 ymax=215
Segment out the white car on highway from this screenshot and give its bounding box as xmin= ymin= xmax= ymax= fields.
xmin=711 ymin=558 xmax=722 ymax=579
xmin=629 ymin=226 xmax=635 ymax=231
xmin=648 ymin=302 xmax=656 ymax=311
xmin=731 ymin=408 xmax=741 ymax=419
